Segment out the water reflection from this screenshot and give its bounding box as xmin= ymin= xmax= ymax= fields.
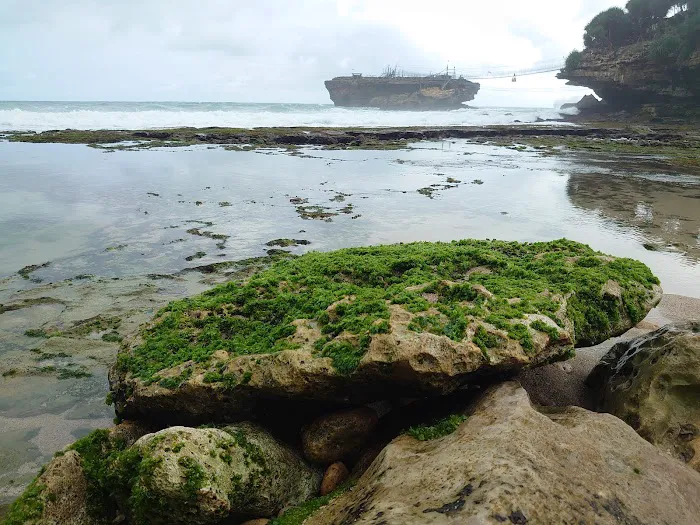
xmin=567 ymin=170 xmax=700 ymax=261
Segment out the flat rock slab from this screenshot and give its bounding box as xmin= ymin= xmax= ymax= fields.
xmin=110 ymin=239 xmax=661 ymax=423
xmin=306 ymin=382 xmax=700 ymax=524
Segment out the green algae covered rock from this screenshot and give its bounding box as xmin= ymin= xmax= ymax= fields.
xmin=4 ymin=424 xmax=320 ymax=525
xmin=111 ymin=239 xmax=661 ymax=423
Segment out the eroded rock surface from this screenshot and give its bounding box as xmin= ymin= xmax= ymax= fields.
xmin=588 ymin=322 xmax=700 ymax=471
xmin=110 ymin=240 xmax=661 ymax=424
xmin=306 ymin=382 xmax=700 ymax=525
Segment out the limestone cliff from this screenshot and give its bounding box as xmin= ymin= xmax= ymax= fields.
xmin=325 ymin=75 xmax=480 ymax=110
xmin=558 ymin=42 xmax=700 ymax=107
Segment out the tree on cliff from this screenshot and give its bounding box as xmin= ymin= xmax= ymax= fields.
xmin=584 ymin=8 xmax=635 ymax=48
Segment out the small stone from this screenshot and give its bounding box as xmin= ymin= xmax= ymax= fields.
xmin=320 ymin=462 xmax=349 ymax=496
xmin=302 ymin=407 xmax=379 ymax=464
xmin=240 ymin=520 xmax=270 ymax=525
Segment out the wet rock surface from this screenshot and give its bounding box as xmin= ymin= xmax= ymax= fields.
xmin=306 ymin=382 xmax=700 ymax=525
xmin=587 ymin=322 xmax=700 ymax=471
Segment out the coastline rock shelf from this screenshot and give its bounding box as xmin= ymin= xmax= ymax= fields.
xmin=110 ymin=239 xmax=661 ymax=424
xmin=324 ymin=75 xmax=480 ymax=110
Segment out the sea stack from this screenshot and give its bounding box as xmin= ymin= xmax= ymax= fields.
xmin=325 ymin=70 xmax=480 ymax=110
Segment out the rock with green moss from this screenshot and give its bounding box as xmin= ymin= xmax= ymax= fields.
xmin=128 ymin=423 xmax=320 ymax=523
xmin=5 ymin=423 xmax=320 ymax=525
xmin=110 ymin=239 xmax=661 ymax=423
xmin=2 ymin=451 xmax=93 ymax=525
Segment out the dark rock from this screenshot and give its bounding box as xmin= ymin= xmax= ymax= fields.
xmin=302 ymin=407 xmax=379 ymax=464
xmin=587 ymin=322 xmax=700 ymax=471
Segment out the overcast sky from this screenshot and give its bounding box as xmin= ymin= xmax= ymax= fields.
xmin=0 ymin=0 xmax=625 ymax=106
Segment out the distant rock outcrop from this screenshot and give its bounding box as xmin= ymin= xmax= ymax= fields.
xmin=560 ymin=94 xmax=605 ymax=111
xmin=325 ymin=75 xmax=480 ymax=110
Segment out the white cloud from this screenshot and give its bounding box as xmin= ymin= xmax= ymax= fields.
xmin=0 ymin=0 xmax=625 ymax=105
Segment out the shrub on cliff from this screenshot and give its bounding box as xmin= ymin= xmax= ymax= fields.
xmin=563 ymin=50 xmax=583 ymax=72
xmin=584 ymin=8 xmax=636 ymax=48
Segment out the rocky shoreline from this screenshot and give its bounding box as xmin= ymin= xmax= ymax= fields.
xmin=5 ymin=239 xmax=700 ymax=524
xmin=2 ymin=123 xmax=700 ymax=523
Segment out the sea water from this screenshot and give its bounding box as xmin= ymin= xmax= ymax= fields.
xmin=0 ymin=101 xmax=572 ymax=131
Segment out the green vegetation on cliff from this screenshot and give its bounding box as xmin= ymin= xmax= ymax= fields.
xmin=118 ymin=239 xmax=659 ymax=385
xmin=563 ymin=1 xmax=700 ymax=74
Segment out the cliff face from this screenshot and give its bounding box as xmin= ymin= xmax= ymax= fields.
xmin=559 ymin=42 xmax=700 ymax=107
xmin=325 ymin=76 xmax=480 ymax=110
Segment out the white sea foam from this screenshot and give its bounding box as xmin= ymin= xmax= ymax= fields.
xmin=0 ymin=102 xmax=571 ymax=131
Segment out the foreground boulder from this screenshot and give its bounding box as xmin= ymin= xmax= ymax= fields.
xmin=306 ymin=382 xmax=700 ymax=524
xmin=588 ymin=322 xmax=700 ymax=471
xmin=4 ymin=423 xmax=320 ymax=525
xmin=111 ymin=239 xmax=661 ymax=423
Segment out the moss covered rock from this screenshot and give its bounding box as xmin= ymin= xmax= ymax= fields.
xmin=588 ymin=322 xmax=700 ymax=471
xmin=110 ymin=239 xmax=661 ymax=423
xmin=5 ymin=424 xmax=320 ymax=525
xmin=128 ymin=423 xmax=321 ymax=523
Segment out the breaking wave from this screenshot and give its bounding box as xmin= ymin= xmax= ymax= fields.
xmin=0 ymin=102 xmax=571 ymax=131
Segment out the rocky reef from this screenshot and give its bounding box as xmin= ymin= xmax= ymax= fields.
xmin=10 ymin=239 xmax=700 ymax=525
xmin=324 ymin=75 xmax=480 ymax=110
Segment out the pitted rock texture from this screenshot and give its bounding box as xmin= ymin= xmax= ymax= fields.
xmin=588 ymin=322 xmax=700 ymax=471
xmin=306 ymin=383 xmax=700 ymax=525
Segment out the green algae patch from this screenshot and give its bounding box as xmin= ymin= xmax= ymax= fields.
xmin=407 ymin=414 xmax=468 ymax=441
xmin=119 ymin=239 xmax=659 ymax=385
xmin=2 ymin=480 xmax=46 ymax=525
xmin=271 ymin=482 xmax=354 ymax=525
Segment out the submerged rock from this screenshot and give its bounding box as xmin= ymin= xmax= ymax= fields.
xmin=306 ymin=382 xmax=700 ymax=524
xmin=587 ymin=322 xmax=700 ymax=471
xmin=110 ymin=239 xmax=661 ymax=423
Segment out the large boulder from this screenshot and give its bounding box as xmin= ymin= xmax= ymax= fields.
xmin=587 ymin=322 xmax=700 ymax=471
xmin=128 ymin=423 xmax=321 ymax=523
xmin=5 ymin=424 xmax=321 ymax=525
xmin=110 ymin=240 xmax=661 ymax=424
xmin=306 ymin=382 xmax=700 ymax=524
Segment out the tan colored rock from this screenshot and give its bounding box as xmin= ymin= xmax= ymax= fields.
xmin=133 ymin=423 xmax=321 ymax=523
xmin=302 ymin=407 xmax=378 ymax=464
xmin=320 ymin=462 xmax=349 ymax=496
xmin=587 ymin=322 xmax=700 ymax=470
xmin=2 ymin=451 xmax=94 ymax=525
xmin=306 ymin=382 xmax=700 ymax=525
xmin=240 ymin=520 xmax=270 ymax=525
